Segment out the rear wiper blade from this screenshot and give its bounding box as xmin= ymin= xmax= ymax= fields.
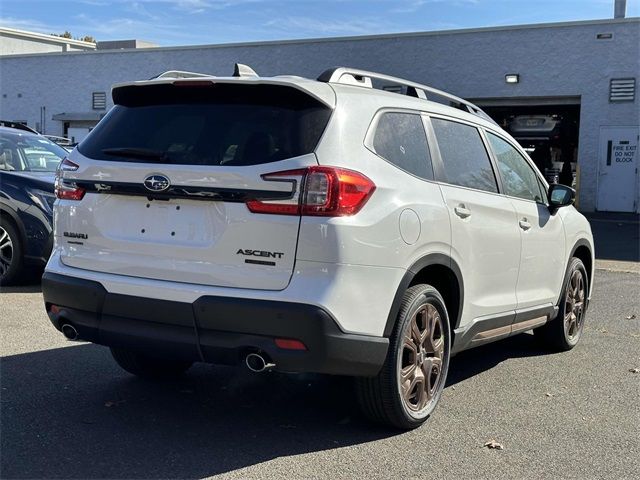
xmin=102 ymin=147 xmax=168 ymax=162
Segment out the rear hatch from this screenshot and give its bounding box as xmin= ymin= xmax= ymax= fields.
xmin=55 ymin=79 xmax=333 ymax=290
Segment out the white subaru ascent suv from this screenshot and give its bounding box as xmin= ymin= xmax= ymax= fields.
xmin=43 ymin=65 xmax=594 ymax=429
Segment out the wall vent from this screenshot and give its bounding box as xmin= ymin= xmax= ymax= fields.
xmin=92 ymin=91 xmax=107 ymax=110
xmin=609 ymin=78 xmax=636 ymax=102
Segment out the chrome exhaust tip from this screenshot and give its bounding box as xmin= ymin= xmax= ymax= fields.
xmin=245 ymin=352 xmax=275 ymax=373
xmin=61 ymin=323 xmax=79 ymax=341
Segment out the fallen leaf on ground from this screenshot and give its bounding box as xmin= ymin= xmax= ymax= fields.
xmin=484 ymin=440 xmax=504 ymax=450
xmin=625 ymin=314 xmax=636 ymax=320
xmin=629 ymin=368 xmax=640 ymax=374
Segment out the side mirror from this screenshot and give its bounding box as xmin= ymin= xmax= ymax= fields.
xmin=548 ymin=184 xmax=575 ymax=209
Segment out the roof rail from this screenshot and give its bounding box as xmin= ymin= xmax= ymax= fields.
xmin=149 ymin=70 xmax=211 ymax=80
xmin=317 ymin=67 xmax=497 ymax=125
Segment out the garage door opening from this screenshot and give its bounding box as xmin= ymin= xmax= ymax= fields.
xmin=473 ymin=98 xmax=581 ymax=187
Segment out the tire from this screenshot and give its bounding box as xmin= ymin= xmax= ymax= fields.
xmin=356 ymin=284 xmax=451 ymax=429
xmin=0 ymin=218 xmax=23 ymax=286
xmin=534 ymin=257 xmax=588 ymax=351
xmin=110 ymin=348 xmax=193 ymax=379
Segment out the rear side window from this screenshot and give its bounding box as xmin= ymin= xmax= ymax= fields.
xmin=431 ymin=118 xmax=498 ymax=193
xmin=487 ymin=133 xmax=546 ymax=202
xmin=78 ymin=83 xmax=332 ymax=166
xmin=372 ymin=112 xmax=433 ymax=180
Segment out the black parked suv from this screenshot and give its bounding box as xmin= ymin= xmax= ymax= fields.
xmin=0 ymin=126 xmax=66 ymax=284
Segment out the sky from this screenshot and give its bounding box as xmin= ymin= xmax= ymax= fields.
xmin=1 ymin=0 xmax=639 ymax=46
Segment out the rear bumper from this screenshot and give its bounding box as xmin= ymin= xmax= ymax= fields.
xmin=42 ymin=272 xmax=388 ymax=377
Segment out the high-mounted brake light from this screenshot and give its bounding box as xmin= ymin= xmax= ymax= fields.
xmin=173 ymin=80 xmax=215 ymax=87
xmin=246 ymin=166 xmax=375 ymax=217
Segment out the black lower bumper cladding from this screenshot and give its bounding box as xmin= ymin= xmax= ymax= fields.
xmin=41 ymin=272 xmax=388 ymax=377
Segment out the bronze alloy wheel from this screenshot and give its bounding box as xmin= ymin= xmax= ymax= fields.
xmin=355 ymin=284 xmax=450 ymax=429
xmin=534 ymin=257 xmax=588 ymax=351
xmin=0 ymin=225 xmax=14 ymax=279
xmin=564 ymin=268 xmax=586 ymax=341
xmin=398 ymin=302 xmax=445 ymax=413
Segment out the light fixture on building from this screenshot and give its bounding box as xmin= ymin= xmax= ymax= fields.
xmin=505 ymin=74 xmax=520 ymax=84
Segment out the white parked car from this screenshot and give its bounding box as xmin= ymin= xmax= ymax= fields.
xmin=43 ymin=65 xmax=594 ymax=429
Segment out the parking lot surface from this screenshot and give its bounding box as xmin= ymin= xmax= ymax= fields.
xmin=1 ymin=269 xmax=639 ymax=479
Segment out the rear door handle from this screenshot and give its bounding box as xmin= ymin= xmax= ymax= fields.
xmin=454 ymin=205 xmax=471 ymax=219
xmin=519 ymin=218 xmax=532 ymax=231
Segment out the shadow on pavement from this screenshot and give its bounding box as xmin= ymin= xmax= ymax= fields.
xmin=1 ymin=284 xmax=42 ymax=294
xmin=0 ymin=344 xmax=393 ymax=479
xmin=447 ymin=332 xmax=551 ymax=387
xmin=0 ymin=332 xmax=555 ymax=479
xmin=585 ymin=213 xmax=640 ymax=262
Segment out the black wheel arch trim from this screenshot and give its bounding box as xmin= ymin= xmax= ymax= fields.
xmin=557 ymin=238 xmax=593 ymax=307
xmin=383 ymin=253 xmax=464 ymax=337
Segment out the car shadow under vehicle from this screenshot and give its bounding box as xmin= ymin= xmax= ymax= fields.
xmin=0 ymin=343 xmax=393 ymax=479
xmin=447 ymin=331 xmax=552 ymax=387
xmin=1 ymin=332 xmax=553 ymax=479
xmin=0 ymin=283 xmax=42 ymax=294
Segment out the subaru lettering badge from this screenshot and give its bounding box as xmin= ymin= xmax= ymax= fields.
xmin=143 ymin=174 xmax=170 ymax=192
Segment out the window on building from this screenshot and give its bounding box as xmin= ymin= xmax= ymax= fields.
xmin=487 ymin=133 xmax=546 ymax=202
xmin=431 ymin=118 xmax=498 ymax=192
xmin=92 ymin=92 xmax=107 ymax=110
xmin=372 ymin=112 xmax=433 ymax=180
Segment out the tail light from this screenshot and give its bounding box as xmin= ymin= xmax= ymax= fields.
xmin=55 ymin=179 xmax=86 ymax=200
xmin=55 ymin=158 xmax=85 ymax=200
xmin=247 ymin=166 xmax=375 ymax=217
xmin=59 ymin=158 xmax=80 ymax=172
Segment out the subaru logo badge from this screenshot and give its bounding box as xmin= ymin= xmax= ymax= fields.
xmin=143 ymin=174 xmax=170 ymax=192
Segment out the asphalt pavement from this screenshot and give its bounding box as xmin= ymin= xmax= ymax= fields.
xmin=587 ymin=212 xmax=640 ymax=273
xmin=1 ymin=268 xmax=638 ymax=479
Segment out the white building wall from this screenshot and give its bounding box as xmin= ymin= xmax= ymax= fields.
xmin=0 ymin=19 xmax=638 ymax=211
xmin=0 ymin=30 xmax=96 ymax=55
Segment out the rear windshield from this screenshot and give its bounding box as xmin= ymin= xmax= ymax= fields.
xmin=79 ymin=83 xmax=332 ymax=166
